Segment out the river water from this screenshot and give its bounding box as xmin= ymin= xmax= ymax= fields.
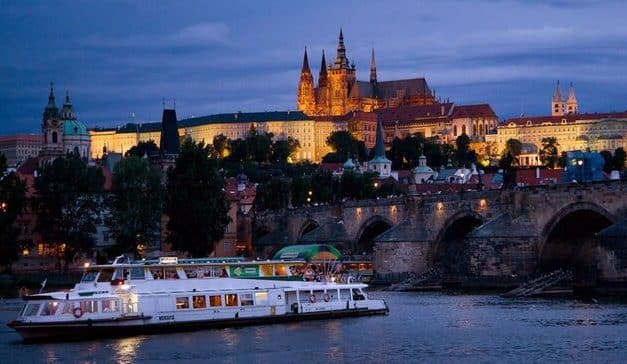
xmin=1 ymin=292 xmax=626 ymax=363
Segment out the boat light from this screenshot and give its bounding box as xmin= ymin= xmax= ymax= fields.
xmin=84 ymin=262 xmax=90 ymax=268
xmin=120 ymin=284 xmax=131 ymax=290
xmin=111 ymin=279 xmax=125 ymax=286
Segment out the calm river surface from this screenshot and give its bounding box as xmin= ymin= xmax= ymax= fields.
xmin=1 ymin=292 xmax=626 ymax=363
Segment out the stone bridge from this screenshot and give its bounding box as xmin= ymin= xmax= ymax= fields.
xmin=254 ymin=181 xmax=627 ymax=290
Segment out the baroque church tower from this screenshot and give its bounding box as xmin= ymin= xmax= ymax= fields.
xmin=551 ymin=80 xmax=578 ymax=116
xmin=41 ymin=83 xmax=64 ymax=162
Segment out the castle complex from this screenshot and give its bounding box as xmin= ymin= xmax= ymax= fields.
xmin=487 ymin=81 xmax=627 ymax=166
xmin=297 ymin=30 xmax=435 ymax=116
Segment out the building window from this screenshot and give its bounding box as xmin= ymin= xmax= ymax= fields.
xmin=52 ymin=132 xmax=58 ymax=144
xmin=453 ymin=126 xmax=457 ymax=136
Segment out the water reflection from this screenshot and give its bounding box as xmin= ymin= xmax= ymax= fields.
xmin=113 ymin=336 xmax=145 ymax=364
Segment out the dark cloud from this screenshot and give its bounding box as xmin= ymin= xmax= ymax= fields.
xmin=1 ymin=0 xmax=626 ymax=135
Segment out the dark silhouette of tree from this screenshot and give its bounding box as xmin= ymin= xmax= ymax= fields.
xmin=499 ymin=152 xmax=517 ymax=189
xmin=503 ymin=139 xmax=523 ymax=166
xmin=600 ymin=150 xmax=614 ymax=173
xmin=0 ymin=153 xmax=27 ymax=272
xmin=34 ymin=153 xmax=105 ymax=268
xmin=125 ymin=140 xmax=159 ymax=158
xmin=212 ymin=134 xmax=230 ymax=159
xmin=106 ymin=156 xmax=163 ymax=257
xmin=272 ymin=137 xmax=300 ymax=165
xmin=539 ymin=137 xmax=560 ymax=168
xmin=164 ymin=140 xmax=230 ymax=257
xmin=322 ymin=131 xmax=367 ymax=163
xmin=613 ymin=147 xmax=626 ymax=171
xmin=455 ymin=134 xmax=477 ymax=167
xmin=254 ymin=177 xmax=290 ymax=211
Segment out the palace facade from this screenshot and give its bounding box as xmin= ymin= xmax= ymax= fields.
xmin=487 ymin=82 xmax=627 ymax=166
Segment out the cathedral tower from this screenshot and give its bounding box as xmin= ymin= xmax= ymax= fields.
xmin=316 ymin=50 xmax=329 ymax=114
xmin=566 ymin=82 xmax=578 ymax=114
xmin=328 ymin=28 xmax=356 ymax=115
xmin=551 ymin=80 xmax=565 ymax=116
xmin=297 ymin=47 xmax=316 ymax=115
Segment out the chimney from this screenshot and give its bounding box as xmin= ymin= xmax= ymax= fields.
xmin=441 ymin=105 xmax=445 ymax=116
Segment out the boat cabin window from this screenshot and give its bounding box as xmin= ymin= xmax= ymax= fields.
xmin=23 ymin=303 xmax=41 ymax=316
xmin=192 ymin=295 xmax=206 ymax=309
xmin=151 ymin=268 xmax=164 ymax=280
xmin=81 ymin=270 xmax=98 ymax=282
xmin=254 ymin=292 xmax=269 ymax=305
xmin=209 ymin=295 xmax=222 ymax=307
xmin=165 ymin=268 xmax=179 ymax=280
xmin=97 ymin=269 xmax=114 ymax=282
xmin=184 ymin=268 xmax=198 ymax=279
xmin=61 ymin=302 xmax=75 ymax=315
xmin=80 ymin=300 xmax=98 ymax=313
xmin=352 ymin=289 xmax=365 ymax=301
xmin=40 ymin=301 xmax=60 ymax=316
xmin=130 ymin=267 xmax=145 ymax=280
xmin=176 ymin=297 xmax=189 ymax=309
xmin=102 ymin=299 xmax=119 ymax=312
xmin=240 ymin=293 xmax=254 ymax=306
xmin=225 ymin=294 xmax=238 ymax=307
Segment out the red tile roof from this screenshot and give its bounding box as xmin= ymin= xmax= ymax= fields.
xmin=451 ymin=104 xmax=497 ymax=119
xmin=504 ymin=112 xmax=627 ymax=126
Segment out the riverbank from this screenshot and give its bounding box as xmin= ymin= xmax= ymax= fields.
xmin=0 ymin=272 xmax=80 ymax=298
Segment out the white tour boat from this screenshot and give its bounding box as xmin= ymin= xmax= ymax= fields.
xmin=8 ymin=256 xmax=388 ymax=341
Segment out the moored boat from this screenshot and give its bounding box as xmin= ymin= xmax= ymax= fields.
xmin=8 ymin=256 xmax=388 ymax=341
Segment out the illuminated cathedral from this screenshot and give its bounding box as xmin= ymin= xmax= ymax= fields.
xmin=297 ymin=29 xmax=436 ymax=116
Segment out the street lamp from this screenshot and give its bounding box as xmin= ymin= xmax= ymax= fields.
xmin=0 ymin=202 xmax=6 ymax=212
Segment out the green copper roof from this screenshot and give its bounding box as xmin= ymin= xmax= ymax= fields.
xmin=373 ymin=118 xmax=386 ymax=158
xmin=63 ymin=119 xmax=88 ymax=136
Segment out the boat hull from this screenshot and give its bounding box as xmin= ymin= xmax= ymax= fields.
xmin=8 ymin=307 xmax=388 ymax=342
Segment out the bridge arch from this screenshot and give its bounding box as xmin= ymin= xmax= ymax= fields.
xmin=298 ymin=219 xmax=320 ymax=239
xmin=431 ymin=210 xmax=484 ymax=277
xmin=354 ymin=215 xmax=393 ymax=255
xmin=539 ymin=201 xmax=616 ymax=280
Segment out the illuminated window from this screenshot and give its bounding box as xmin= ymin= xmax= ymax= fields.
xmin=176 ymin=297 xmax=189 ymax=309
xmin=255 ymin=292 xmax=269 ymax=305
xmin=192 ymin=295 xmax=207 ymax=309
xmin=225 ymin=293 xmax=238 ymax=307
xmin=209 ymin=295 xmax=221 ymax=307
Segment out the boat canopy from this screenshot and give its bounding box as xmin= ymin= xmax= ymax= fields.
xmin=272 ymin=244 xmax=341 ymax=262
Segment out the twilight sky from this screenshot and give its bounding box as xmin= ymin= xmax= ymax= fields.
xmin=1 ymin=0 xmax=626 ymax=135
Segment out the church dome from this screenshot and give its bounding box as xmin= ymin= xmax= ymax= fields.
xmin=343 ymin=158 xmax=356 ymax=169
xmin=62 ymin=119 xmax=88 ymax=136
xmin=521 ymin=143 xmax=538 ymax=154
xmin=412 ymin=165 xmax=434 ymax=174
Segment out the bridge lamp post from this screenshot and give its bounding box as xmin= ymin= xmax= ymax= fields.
xmin=577 ymin=159 xmax=584 ymax=182
xmin=307 ymin=190 xmax=312 ymax=204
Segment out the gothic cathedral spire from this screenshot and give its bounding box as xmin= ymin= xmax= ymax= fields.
xmin=297 ymin=47 xmax=315 ymax=115
xmin=334 ymin=28 xmax=348 ymax=68
xmin=370 ymin=48 xmax=377 ymax=84
xmin=319 ymin=50 xmax=328 ymax=87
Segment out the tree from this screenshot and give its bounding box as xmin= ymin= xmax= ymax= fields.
xmin=613 ymin=147 xmax=626 ymax=171
xmin=246 ymin=127 xmax=273 ymax=163
xmin=34 ymin=153 xmax=105 ymax=268
xmin=272 ymin=137 xmax=300 ymax=164
xmin=455 ymin=134 xmax=476 ymax=167
xmin=254 ymin=177 xmax=290 ymax=211
xmin=503 ymin=138 xmax=523 ymax=165
xmin=539 ymin=137 xmax=560 ymax=168
xmin=212 ymin=134 xmax=230 ymax=159
xmin=600 ymin=150 xmax=614 ymax=173
xmin=164 ymin=140 xmax=230 ymax=257
xmin=499 ymin=152 xmax=517 ymax=189
xmin=125 ymin=140 xmax=159 ymax=158
xmin=0 ymin=153 xmax=27 ymax=272
xmin=290 ymin=175 xmax=311 ymax=207
xmin=323 ymin=131 xmax=367 ymax=163
xmin=106 ymin=156 xmax=164 ymax=257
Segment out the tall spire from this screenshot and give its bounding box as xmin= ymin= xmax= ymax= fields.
xmin=370 ymin=48 xmax=377 ymax=83
xmin=301 ymin=47 xmax=311 ymax=74
xmin=334 ymin=28 xmax=348 ymax=68
xmin=374 ymin=116 xmax=386 ymax=158
xmin=64 ymin=90 xmax=72 ymax=106
xmin=567 ymin=82 xmax=577 ymax=102
xmin=46 ymin=82 xmax=57 ymax=109
xmin=318 ymin=50 xmax=328 ymax=87
xmin=552 ymin=80 xmax=563 ymax=102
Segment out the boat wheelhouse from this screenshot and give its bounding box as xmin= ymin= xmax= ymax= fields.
xmin=8 ymin=256 xmax=388 ymax=341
